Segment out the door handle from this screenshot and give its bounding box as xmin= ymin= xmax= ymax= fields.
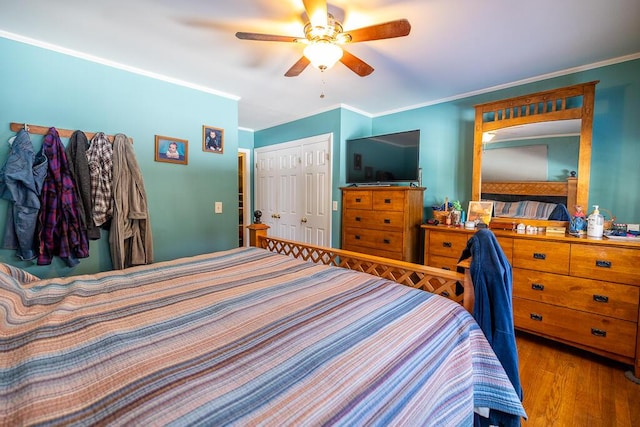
xmin=271 ymin=213 xmax=280 ymax=219
xmin=300 ymin=217 xmax=308 ymax=223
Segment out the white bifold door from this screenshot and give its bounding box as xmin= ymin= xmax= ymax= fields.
xmin=254 ymin=133 xmax=332 ymax=247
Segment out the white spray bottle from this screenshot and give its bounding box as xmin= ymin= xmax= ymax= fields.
xmin=587 ymin=205 xmax=604 ymax=238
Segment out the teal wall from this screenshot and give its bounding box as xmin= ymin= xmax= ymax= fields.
xmin=0 ymin=37 xmax=240 ymax=277
xmin=255 ymin=58 xmax=640 ymax=243
xmin=254 ymin=107 xmax=372 ymax=245
xmin=2 ymin=34 xmax=637 ymax=273
xmin=483 ymin=136 xmax=580 ymax=181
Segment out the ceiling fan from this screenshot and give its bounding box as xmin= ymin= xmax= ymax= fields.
xmin=235 ymin=0 xmax=411 ymax=77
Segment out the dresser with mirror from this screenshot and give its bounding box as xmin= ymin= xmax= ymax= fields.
xmin=422 ymin=81 xmax=640 ymax=378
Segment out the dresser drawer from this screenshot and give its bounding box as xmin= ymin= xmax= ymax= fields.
xmin=514 ymin=297 xmax=637 ymax=358
xmin=496 ymin=237 xmax=513 ymax=263
xmin=343 ymin=190 xmax=372 ymax=209
xmin=513 ymin=240 xmax=570 ymax=274
xmin=342 ymin=243 xmax=402 ymax=261
xmin=513 ymin=268 xmax=640 ymax=321
xmin=372 ymin=191 xmax=405 ymax=211
xmin=570 ymin=244 xmax=640 ymax=285
xmin=427 ymin=255 xmax=462 ymax=271
xmin=343 ymin=209 xmax=405 ymax=231
xmin=429 ymin=231 xmax=468 ymax=258
xmin=343 ymin=227 xmax=404 ymax=252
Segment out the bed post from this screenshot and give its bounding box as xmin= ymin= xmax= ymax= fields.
xmin=457 ymin=259 xmax=475 ymax=313
xmin=247 ymin=223 xmax=270 ymax=247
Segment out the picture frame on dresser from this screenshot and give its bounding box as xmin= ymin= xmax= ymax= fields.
xmin=468 ymin=201 xmax=493 ymax=225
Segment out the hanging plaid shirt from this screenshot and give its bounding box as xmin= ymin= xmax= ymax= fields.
xmin=36 ymin=127 xmax=89 ymax=266
xmin=86 ymin=132 xmax=113 ymax=227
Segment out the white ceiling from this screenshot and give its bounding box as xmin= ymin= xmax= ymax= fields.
xmin=1 ymin=0 xmax=639 ymax=131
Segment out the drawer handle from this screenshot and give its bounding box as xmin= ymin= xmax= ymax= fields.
xmin=593 ymin=294 xmax=609 ymax=303
xmin=384 ymin=198 xmax=391 ymax=204
xmin=595 ymin=260 xmax=611 ymax=268
xmin=591 ymin=328 xmax=607 ymax=337
xmin=355 ymin=217 xmax=361 ymax=222
xmin=443 ymin=242 xmax=452 ymax=248
xmin=533 ymin=253 xmax=546 ymax=260
xmin=383 ymin=239 xmax=390 ymax=244
xmin=531 ymin=283 xmax=545 ymax=291
xmin=355 ymin=235 xmax=361 ymax=240
xmin=530 ymin=313 xmax=543 ymax=321
xmin=440 ymin=291 xmax=450 ymax=298
xmin=384 ymin=219 xmax=391 ymax=224
xmin=355 ymin=198 xmax=361 ymax=203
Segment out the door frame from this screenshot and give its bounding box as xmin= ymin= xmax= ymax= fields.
xmin=238 ymin=148 xmax=251 ymax=247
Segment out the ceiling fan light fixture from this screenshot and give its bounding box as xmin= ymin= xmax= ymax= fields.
xmin=303 ymin=41 xmax=343 ymax=71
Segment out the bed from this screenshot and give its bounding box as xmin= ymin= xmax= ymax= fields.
xmin=482 ymin=176 xmax=577 ymax=230
xmin=1 ymin=237 xmax=525 ymax=426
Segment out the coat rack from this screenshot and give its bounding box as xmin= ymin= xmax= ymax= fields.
xmin=9 ymin=123 xmax=132 ymax=143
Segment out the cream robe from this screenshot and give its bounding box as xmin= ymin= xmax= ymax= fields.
xmin=109 ymin=133 xmax=153 ymax=269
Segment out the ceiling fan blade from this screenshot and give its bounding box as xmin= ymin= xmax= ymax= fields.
xmin=302 ymin=0 xmax=328 ymax=28
xmin=236 ymin=32 xmax=298 ymax=43
xmin=345 ymin=19 xmax=411 ymax=43
xmin=340 ymin=50 xmax=374 ymax=77
xmin=285 ymin=56 xmax=311 ymax=77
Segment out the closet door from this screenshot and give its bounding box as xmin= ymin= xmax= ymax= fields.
xmin=301 ymin=139 xmax=331 ymax=246
xmin=254 ymin=134 xmax=332 ymax=246
xmin=275 ymin=145 xmax=302 ymax=240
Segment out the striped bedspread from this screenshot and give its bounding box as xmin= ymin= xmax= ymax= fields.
xmin=1 ymin=247 xmax=525 ymax=426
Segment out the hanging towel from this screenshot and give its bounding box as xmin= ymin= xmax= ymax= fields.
xmin=36 ymin=127 xmax=89 ymax=267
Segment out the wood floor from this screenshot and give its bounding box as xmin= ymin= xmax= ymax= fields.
xmin=516 ymin=331 xmax=640 ymax=426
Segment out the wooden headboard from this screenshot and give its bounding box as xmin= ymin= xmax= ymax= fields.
xmin=482 ymin=175 xmax=577 ymax=208
xmin=481 ymin=176 xmax=577 ymax=229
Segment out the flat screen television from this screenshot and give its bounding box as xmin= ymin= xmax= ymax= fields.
xmin=346 ymin=129 xmax=420 ymax=185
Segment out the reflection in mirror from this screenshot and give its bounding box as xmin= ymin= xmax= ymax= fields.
xmin=481 ymin=120 xmax=580 ymax=182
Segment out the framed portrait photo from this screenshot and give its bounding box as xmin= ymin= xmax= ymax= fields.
xmin=202 ymin=125 xmax=224 ymax=154
xmin=467 ymin=201 xmax=493 ymax=225
xmin=155 ymin=135 xmax=188 ymax=165
xmin=353 ymin=153 xmax=362 ymax=170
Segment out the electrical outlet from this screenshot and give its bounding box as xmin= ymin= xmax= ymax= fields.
xmin=214 ymin=202 xmax=222 ymax=214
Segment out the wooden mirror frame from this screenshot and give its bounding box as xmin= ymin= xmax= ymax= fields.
xmin=471 ymin=81 xmax=598 ymax=211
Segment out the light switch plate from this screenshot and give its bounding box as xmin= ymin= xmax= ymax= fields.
xmin=332 ymin=201 xmax=338 ymax=211
xmin=214 ymin=202 xmax=222 ymax=214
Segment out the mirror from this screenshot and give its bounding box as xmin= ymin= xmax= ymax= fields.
xmin=481 ymin=119 xmax=580 ymax=182
xmin=472 ymin=81 xmax=598 ymax=212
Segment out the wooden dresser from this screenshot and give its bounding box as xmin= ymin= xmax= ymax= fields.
xmin=422 ymin=224 xmax=640 ymax=378
xmin=341 ymin=187 xmax=424 ymax=263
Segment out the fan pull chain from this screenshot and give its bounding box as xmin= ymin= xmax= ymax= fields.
xmin=320 ymin=74 xmax=326 ymax=99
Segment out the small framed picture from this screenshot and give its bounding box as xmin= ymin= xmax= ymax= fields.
xmin=353 ymin=153 xmax=362 ymax=170
xmin=155 ymin=135 xmax=188 ymax=165
xmin=202 ymin=125 xmax=224 ymax=154
xmin=468 ymin=201 xmax=493 ymax=225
